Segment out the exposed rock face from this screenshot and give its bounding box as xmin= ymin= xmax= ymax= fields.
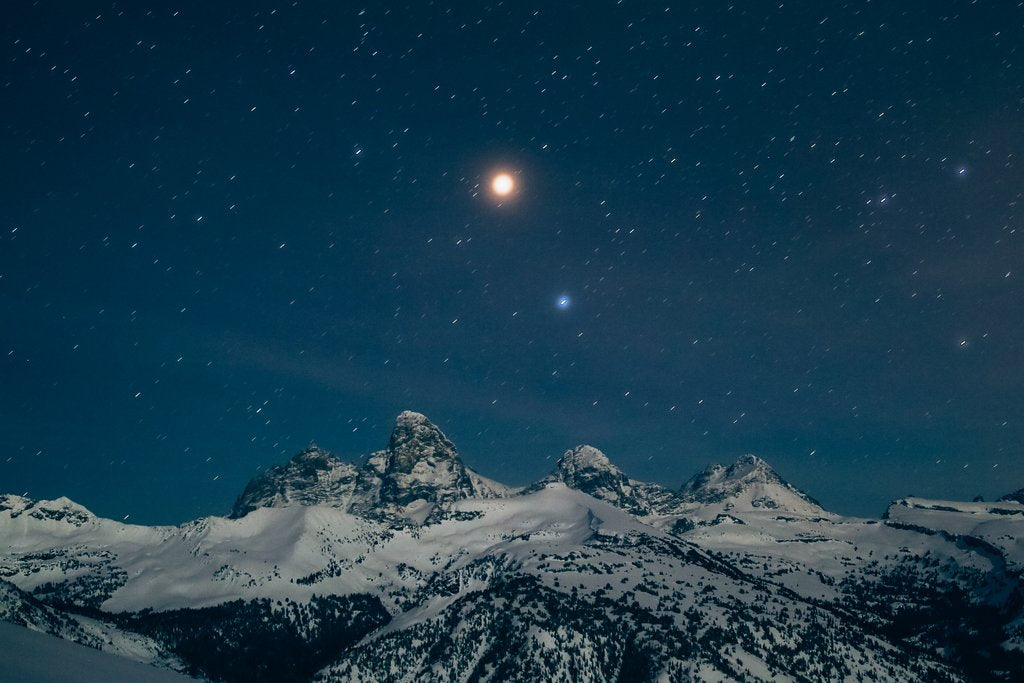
xmin=233 ymin=412 xmax=509 ymax=524
xmin=345 ymin=412 xmax=482 ymax=523
xmin=679 ymin=454 xmax=824 ymax=515
xmin=352 ymin=411 xmax=518 ymax=522
xmin=1000 ymin=489 xmax=1024 ymax=505
xmin=551 ymin=445 xmax=684 ymax=515
xmin=376 ymin=411 xmax=477 ymax=507
xmin=230 ymin=417 xmax=823 ymax=524
xmin=0 ymin=495 xmax=94 ymax=527
xmin=229 ymin=447 xmax=359 ymax=519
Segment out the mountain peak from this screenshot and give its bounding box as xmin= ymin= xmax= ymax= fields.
xmin=557 ymin=445 xmax=619 ymax=478
xmin=387 ymin=411 xmax=460 ymax=473
xmin=347 ymin=411 xmax=476 ymax=521
xmin=396 ymin=409 xmax=430 ymax=424
xmin=550 ymin=445 xmax=683 ymax=516
xmin=680 ymin=454 xmax=825 ymax=515
xmin=290 ymin=445 xmax=337 ymax=468
xmin=0 ymin=495 xmax=94 ymax=527
xmin=229 ymin=446 xmax=359 ymax=518
xmin=695 ymin=454 xmax=777 ymax=483
xmin=232 ymin=412 xmax=508 ymax=523
xmin=723 ymin=454 xmax=775 ymax=480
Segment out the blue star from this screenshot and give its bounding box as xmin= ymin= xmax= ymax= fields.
xmin=557 ymin=295 xmax=571 ymax=310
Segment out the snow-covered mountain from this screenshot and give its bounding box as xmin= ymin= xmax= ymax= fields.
xmin=541 ymin=444 xmax=685 ymax=515
xmin=232 ymin=411 xmax=514 ymax=525
xmin=679 ymin=454 xmax=826 ymax=516
xmin=229 ymin=446 xmax=360 ymax=518
xmin=1 ymin=411 xmax=1022 ymax=682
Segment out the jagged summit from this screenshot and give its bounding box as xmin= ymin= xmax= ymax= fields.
xmin=387 ymin=410 xmax=463 ymax=474
xmin=679 ymin=454 xmax=825 ymax=515
xmin=367 ymin=410 xmax=514 ymax=513
xmin=364 ymin=410 xmax=477 ymax=517
xmin=232 ymin=411 xmax=509 ymax=523
xmin=552 ymin=445 xmax=633 ymax=509
xmin=394 ymin=410 xmax=430 ymax=426
xmin=548 ymin=445 xmax=684 ymax=516
xmin=0 ymin=495 xmax=95 ymax=527
xmin=557 ymin=445 xmax=616 ymax=476
xmin=730 ymin=453 xmax=771 ymax=472
xmin=230 ymin=446 xmax=358 ymax=518
xmin=229 ymin=414 xmax=831 ymax=523
xmin=364 ymin=412 xmax=516 ymax=505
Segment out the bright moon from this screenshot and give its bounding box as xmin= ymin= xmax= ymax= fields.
xmin=491 ymin=173 xmax=515 ymax=196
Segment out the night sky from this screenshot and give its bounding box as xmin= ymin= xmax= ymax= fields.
xmin=3 ymin=2 xmax=1023 ymax=524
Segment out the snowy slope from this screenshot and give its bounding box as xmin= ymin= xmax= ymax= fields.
xmin=0 ymin=621 xmax=198 ymax=683
xmin=5 ymin=483 xmax=687 ymax=614
xmin=678 ymin=454 xmax=826 ymax=516
xmin=1 ymin=411 xmax=1021 ymax=682
xmin=885 ymin=496 xmax=1024 ymax=570
xmin=0 ymin=578 xmax=190 ymax=675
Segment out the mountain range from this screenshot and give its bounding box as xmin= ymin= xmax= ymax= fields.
xmin=2 ymin=410 xmax=1022 ymax=682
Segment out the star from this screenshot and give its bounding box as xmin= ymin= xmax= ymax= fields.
xmin=557 ymin=295 xmax=571 ymax=310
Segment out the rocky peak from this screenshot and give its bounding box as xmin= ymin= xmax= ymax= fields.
xmin=286 ymin=446 xmax=345 ymax=478
xmin=0 ymin=495 xmax=94 ymax=527
xmin=680 ymin=454 xmax=824 ymax=514
xmin=551 ymin=445 xmax=682 ymax=516
xmin=231 ymin=412 xmax=509 ymax=523
xmin=557 ymin=445 xmax=621 ymax=483
xmin=681 ymin=455 xmax=780 ymax=498
xmin=0 ymin=495 xmax=33 ymax=517
xmin=230 ymin=446 xmax=359 ymax=518
xmin=387 ymin=411 xmax=461 ymax=473
xmin=722 ymin=454 xmax=776 ymax=482
xmin=347 ymin=412 xmax=480 ymax=523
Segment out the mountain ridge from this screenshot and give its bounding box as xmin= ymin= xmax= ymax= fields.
xmin=231 ymin=411 xmax=514 ymax=524
xmin=229 ymin=411 xmax=829 ymax=524
xmin=2 ymin=410 xmax=1023 ymax=682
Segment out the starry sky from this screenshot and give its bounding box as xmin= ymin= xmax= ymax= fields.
xmin=3 ymin=1 xmax=1023 ymax=524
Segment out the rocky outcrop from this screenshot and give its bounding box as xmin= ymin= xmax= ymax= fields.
xmin=229 ymin=447 xmax=359 ymax=518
